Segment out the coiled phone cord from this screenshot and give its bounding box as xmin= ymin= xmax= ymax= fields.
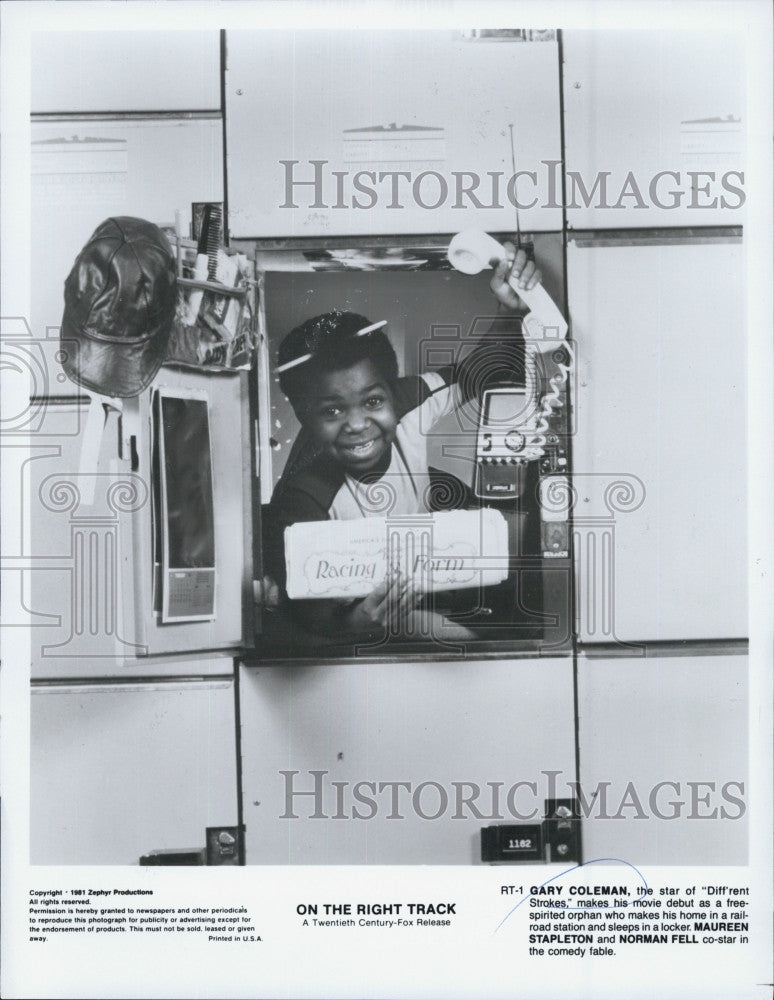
xmin=522 ymin=339 xmax=574 ymax=460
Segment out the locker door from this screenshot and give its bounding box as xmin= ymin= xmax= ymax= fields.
xmin=226 ymin=29 xmax=563 ymax=237
xmin=28 ymin=371 xmax=252 ymax=677
xmin=30 ymin=678 xmax=238 ymax=865
xmin=132 ymin=367 xmax=253 ymax=657
xmin=239 ymin=656 xmax=576 ymax=865
xmin=32 ymin=31 xmax=221 ymax=113
xmin=568 ymin=236 xmax=746 ymax=643
xmin=577 ymin=653 xmax=748 ymax=865
xmin=562 ymin=30 xmax=745 ymax=230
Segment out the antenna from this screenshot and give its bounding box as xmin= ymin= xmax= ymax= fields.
xmin=508 ymin=123 xmax=522 ymax=250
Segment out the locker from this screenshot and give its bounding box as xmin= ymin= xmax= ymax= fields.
xmin=31 ymin=116 xmax=225 ymax=382
xmin=225 ymin=29 xmax=563 ymax=237
xmin=238 ymin=656 xmax=577 ymax=865
xmin=31 ymin=31 xmax=221 ymax=113
xmin=30 ymin=678 xmax=238 ymax=865
xmin=568 ymin=236 xmax=746 ymax=643
xmin=249 ymin=246 xmax=574 ymax=659
xmin=577 ymin=652 xmax=748 ymax=866
xmin=28 ymin=368 xmax=252 ymax=678
xmin=562 ymin=30 xmax=745 ymax=229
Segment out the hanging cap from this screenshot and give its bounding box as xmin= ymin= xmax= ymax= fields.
xmin=60 ymin=216 xmax=177 ymax=397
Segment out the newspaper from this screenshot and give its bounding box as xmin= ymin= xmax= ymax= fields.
xmin=284 ymin=510 xmax=510 ymax=599
xmin=1 ymin=3 xmax=772 ymax=1000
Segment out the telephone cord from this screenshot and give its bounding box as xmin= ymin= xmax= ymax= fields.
xmin=522 ymin=340 xmax=574 ymax=459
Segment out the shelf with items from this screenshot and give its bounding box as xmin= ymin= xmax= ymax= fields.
xmin=176 ymin=276 xmax=248 ymax=298
xmin=164 ymin=224 xmax=258 ymax=373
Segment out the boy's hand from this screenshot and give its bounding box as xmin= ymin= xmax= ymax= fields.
xmin=342 ymin=576 xmax=478 ymax=642
xmin=489 ymin=241 xmax=542 ymax=311
xmin=255 ymin=574 xmax=281 ymax=609
xmin=344 ymin=571 xmax=423 ymax=635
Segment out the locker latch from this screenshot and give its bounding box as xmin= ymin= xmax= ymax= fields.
xmin=139 ymin=825 xmax=244 ymax=865
xmin=481 ymin=798 xmax=580 ymax=863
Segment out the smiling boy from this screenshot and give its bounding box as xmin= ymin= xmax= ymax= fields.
xmin=263 ymin=245 xmax=546 ymax=637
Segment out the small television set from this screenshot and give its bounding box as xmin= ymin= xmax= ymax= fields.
xmin=153 ymin=388 xmax=216 ymax=623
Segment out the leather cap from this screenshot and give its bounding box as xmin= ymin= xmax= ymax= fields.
xmin=61 ymin=217 xmax=177 ymax=397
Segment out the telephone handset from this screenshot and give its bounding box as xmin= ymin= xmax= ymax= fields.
xmin=448 ymin=228 xmax=568 ymax=347
xmin=448 ymin=229 xmax=573 ymax=501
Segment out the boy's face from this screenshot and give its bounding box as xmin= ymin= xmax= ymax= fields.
xmin=302 ymin=358 xmax=397 ymax=473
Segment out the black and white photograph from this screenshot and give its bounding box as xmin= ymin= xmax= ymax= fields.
xmin=1 ymin=2 xmax=771 ymax=998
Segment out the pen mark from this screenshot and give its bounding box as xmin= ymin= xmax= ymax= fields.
xmin=493 ymin=857 xmax=650 ymax=935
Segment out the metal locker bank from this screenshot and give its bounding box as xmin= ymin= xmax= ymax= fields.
xmin=23 ymin=25 xmax=749 ymax=872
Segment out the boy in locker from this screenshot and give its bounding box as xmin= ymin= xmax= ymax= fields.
xmin=263 ymin=244 xmax=551 ymax=639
